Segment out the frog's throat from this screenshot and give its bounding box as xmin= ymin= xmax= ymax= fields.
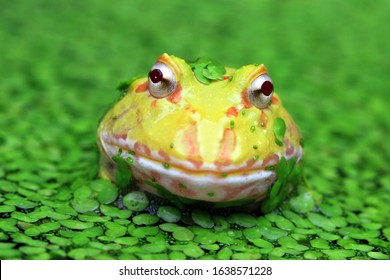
xmin=99 ymin=132 xmax=303 ymax=203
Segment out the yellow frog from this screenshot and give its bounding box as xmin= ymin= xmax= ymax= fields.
xmin=97 ymin=53 xmax=303 ymax=209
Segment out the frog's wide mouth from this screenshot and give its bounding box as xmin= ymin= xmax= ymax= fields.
xmin=99 ymin=132 xmax=302 ymax=203
xmin=99 ymin=132 xmax=303 ymax=174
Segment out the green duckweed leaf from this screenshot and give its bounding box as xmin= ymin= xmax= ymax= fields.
xmin=304 ymin=251 xmax=323 ymax=260
xmin=310 ymin=238 xmax=330 ymax=249
xmin=114 ymin=237 xmax=138 ymax=246
xmin=83 ymin=226 xmax=104 ymax=237
xmin=59 ymin=220 xmax=94 ymax=230
xmin=243 ymin=227 xmax=262 ymax=240
xmin=132 ymin=213 xmax=159 ymax=225
xmin=251 ymin=238 xmax=274 ymax=249
xmin=72 ymin=234 xmax=90 ymax=246
xmin=38 ymin=222 xmax=61 ymax=233
xmin=260 ymin=226 xmax=288 ymax=241
xmin=47 ymin=236 xmax=72 ymax=247
xmin=172 ymin=227 xmax=194 ymax=241
xmin=0 ymin=220 xmax=18 ymax=233
xmin=367 ymin=252 xmax=389 ymax=260
xmin=0 ymin=205 xmax=16 ymax=213
xmin=159 ymin=223 xmax=179 ymax=232
xmin=104 ymin=222 xmax=127 ymax=238
xmin=71 ymin=198 xmax=99 ymax=213
xmin=183 ymin=244 xmax=205 ymax=258
xmin=73 ymin=186 xmax=92 ymax=199
xmin=194 ymin=232 xmax=217 ymax=245
xmin=289 ymin=192 xmax=315 ymax=213
xmin=122 ymin=191 xmax=149 ymax=211
xmin=169 ymin=251 xmax=187 ymax=260
xmin=100 ymin=205 xmax=132 ymax=218
xmin=273 ymin=117 xmax=286 ymax=146
xmin=68 ymin=248 xmax=101 ymax=260
xmin=261 ymin=156 xmax=298 ymax=213
xmin=157 ymin=206 xmax=181 ymax=223
xmin=307 ymin=213 xmax=336 ymax=232
xmin=190 ymin=56 xmax=226 ymax=84
xmin=228 ymin=213 xmax=257 ymax=228
xmin=217 ymin=247 xmax=233 ymax=260
xmin=191 ymin=209 xmax=214 ymax=228
xmin=112 ymin=153 xmax=133 ymax=194
xmin=97 ymin=183 xmax=118 ymax=204
xmin=321 ymin=249 xmax=356 ymax=260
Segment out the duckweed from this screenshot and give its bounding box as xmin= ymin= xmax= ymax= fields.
xmin=122 ymin=191 xmax=149 ymax=211
xmin=191 ymin=209 xmax=214 ymax=228
xmin=157 ymin=206 xmax=181 ymax=223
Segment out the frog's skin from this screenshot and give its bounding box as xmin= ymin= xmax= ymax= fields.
xmin=97 ymin=53 xmax=303 ymax=205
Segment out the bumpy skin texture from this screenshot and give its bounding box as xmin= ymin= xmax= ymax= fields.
xmin=98 ymin=54 xmax=303 ymax=205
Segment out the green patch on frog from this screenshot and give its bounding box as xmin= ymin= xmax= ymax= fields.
xmin=112 ymin=149 xmax=137 ymax=195
xmin=189 ymin=57 xmax=227 ymax=85
xmin=273 ymin=117 xmax=286 ymax=146
xmin=261 ymin=156 xmax=298 ymax=213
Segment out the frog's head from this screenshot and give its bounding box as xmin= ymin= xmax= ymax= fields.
xmin=98 ymin=53 xmax=303 ymax=205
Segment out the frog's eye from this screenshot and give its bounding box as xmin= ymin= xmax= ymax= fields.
xmin=248 ymin=74 xmax=274 ymax=109
xmin=148 ymin=62 xmax=176 ymax=98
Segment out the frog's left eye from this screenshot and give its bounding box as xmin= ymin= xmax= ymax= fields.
xmin=248 ymin=74 xmax=274 ymax=109
xmin=148 ymin=62 xmax=176 ymax=98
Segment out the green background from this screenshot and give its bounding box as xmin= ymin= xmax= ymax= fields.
xmin=0 ymin=0 xmax=389 ymax=260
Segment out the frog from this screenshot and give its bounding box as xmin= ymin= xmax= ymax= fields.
xmin=97 ymin=53 xmax=303 ymax=209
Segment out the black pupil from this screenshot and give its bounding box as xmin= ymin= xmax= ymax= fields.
xmin=149 ymin=69 xmax=163 ymax=83
xmin=261 ymin=81 xmax=273 ymax=96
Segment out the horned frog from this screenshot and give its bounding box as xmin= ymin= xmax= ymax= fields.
xmin=97 ymin=53 xmax=303 ymax=210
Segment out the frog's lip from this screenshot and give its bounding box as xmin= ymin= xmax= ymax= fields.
xmin=99 ymin=132 xmax=303 ymax=174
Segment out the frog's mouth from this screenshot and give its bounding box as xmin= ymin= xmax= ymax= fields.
xmin=99 ymin=132 xmax=303 ymax=203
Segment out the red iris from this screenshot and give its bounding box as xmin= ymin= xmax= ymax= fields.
xmin=149 ymin=69 xmax=163 ymax=83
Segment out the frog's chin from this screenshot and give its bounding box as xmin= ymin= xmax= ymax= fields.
xmin=99 ymin=132 xmax=303 ymax=203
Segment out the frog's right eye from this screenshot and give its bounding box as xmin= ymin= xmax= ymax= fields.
xmin=248 ymin=74 xmax=274 ymax=109
xmin=148 ymin=62 xmax=176 ymax=98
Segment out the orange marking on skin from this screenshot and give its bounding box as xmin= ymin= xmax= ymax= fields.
xmin=226 ymin=106 xmax=239 ymax=117
xmin=113 ymin=133 xmax=128 ymax=140
xmin=135 ymin=81 xmax=148 ymax=92
xmin=240 ymin=89 xmax=252 ymax=109
xmin=215 ymin=129 xmax=236 ymax=169
xmin=223 ymin=75 xmax=230 ymax=80
xmin=186 ymin=158 xmax=203 ymax=169
xmin=260 ymin=154 xmax=279 ymax=169
xmin=222 ymin=182 xmax=253 ymax=201
xmin=271 ymin=95 xmax=279 ymax=105
xmin=220 ymin=128 xmax=236 ymax=161
xmin=248 ymin=187 xmax=269 ymax=200
xmin=150 ymin=171 xmax=161 ymax=182
xmin=134 ymin=142 xmax=152 ymax=157
xmin=183 ymin=124 xmax=202 ymax=164
xmin=171 ymin=179 xmax=197 ymax=197
xmin=185 ymin=105 xmax=197 ymax=114
xmin=245 ymin=158 xmax=256 ymax=169
xmin=158 ymin=150 xmax=171 ymax=162
xmin=167 ymin=84 xmax=182 ymax=104
xmin=151 ymin=100 xmax=158 ymax=108
xmin=285 ymin=139 xmax=295 ymax=157
xmin=259 ymin=110 xmax=269 ymax=128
